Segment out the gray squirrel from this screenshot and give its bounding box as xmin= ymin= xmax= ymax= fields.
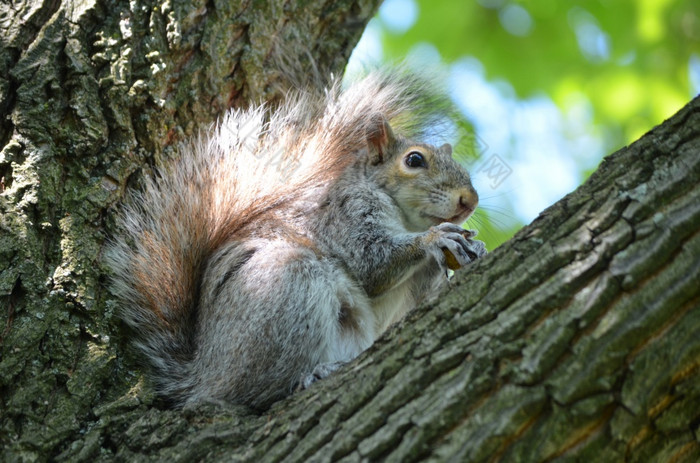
xmin=107 ymin=72 xmax=487 ymax=409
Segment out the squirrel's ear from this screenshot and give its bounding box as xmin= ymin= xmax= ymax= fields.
xmin=439 ymin=143 xmax=453 ymax=156
xmin=366 ymin=114 xmax=395 ymax=164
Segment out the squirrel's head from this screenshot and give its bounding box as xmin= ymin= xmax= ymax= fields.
xmin=366 ymin=115 xmax=478 ymax=232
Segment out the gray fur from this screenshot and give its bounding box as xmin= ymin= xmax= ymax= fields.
xmin=107 ymin=72 xmax=486 ymax=409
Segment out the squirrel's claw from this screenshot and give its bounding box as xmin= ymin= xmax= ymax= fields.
xmin=432 ymin=225 xmax=487 ymax=270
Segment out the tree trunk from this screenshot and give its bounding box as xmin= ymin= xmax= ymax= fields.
xmin=1 ymin=1 xmax=698 ymax=462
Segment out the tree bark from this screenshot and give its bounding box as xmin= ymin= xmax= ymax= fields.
xmin=1 ymin=1 xmax=699 ymax=462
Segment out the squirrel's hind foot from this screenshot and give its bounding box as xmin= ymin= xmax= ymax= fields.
xmin=298 ymin=361 xmax=346 ymax=390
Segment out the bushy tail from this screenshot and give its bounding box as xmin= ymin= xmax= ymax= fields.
xmin=106 ymin=70 xmax=453 ymax=404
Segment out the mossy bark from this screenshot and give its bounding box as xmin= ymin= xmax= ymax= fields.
xmin=1 ymin=1 xmax=699 ymax=462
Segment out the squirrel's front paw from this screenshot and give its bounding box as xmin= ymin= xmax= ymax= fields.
xmin=429 ymin=224 xmax=487 ymax=270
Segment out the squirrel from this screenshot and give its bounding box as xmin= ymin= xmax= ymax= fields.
xmin=107 ymin=72 xmax=487 ymax=409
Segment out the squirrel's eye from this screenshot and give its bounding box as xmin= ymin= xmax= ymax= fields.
xmin=404 ymin=151 xmax=427 ymax=168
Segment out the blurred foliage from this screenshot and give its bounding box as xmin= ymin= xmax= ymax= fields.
xmin=369 ymin=0 xmax=698 ymax=248
xmin=379 ymin=0 xmax=698 ymax=147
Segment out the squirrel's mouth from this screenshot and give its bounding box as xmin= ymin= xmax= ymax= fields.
xmin=452 ymin=207 xmax=475 ymax=224
xmin=424 ymin=213 xmax=466 ymax=225
xmin=439 ymin=211 xmax=473 ymax=225
xmin=447 ymin=212 xmax=470 ymax=224
xmin=423 ymin=203 xmax=474 ymax=225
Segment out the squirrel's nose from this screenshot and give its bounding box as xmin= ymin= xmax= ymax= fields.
xmin=457 ymin=187 xmax=478 ymax=215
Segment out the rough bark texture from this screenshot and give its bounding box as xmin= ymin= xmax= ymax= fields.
xmin=1 ymin=0 xmax=699 ymax=462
